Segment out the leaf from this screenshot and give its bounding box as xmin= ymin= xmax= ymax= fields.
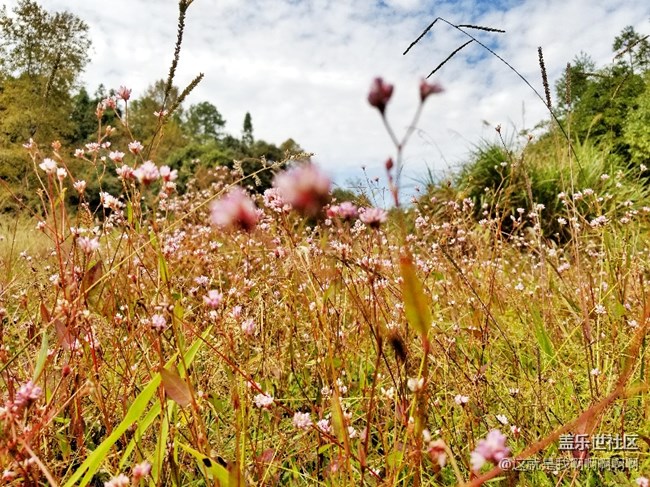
xmin=65 ymin=328 xmax=212 ymax=486
xmin=531 ymin=308 xmax=555 ymax=363
xmin=62 ymin=373 xmax=161 ymax=487
xmin=161 ymin=367 xmax=192 ymax=407
xmin=81 ymin=260 xmax=104 ymax=297
xmin=178 ymin=442 xmax=229 ymax=485
xmin=400 ymin=254 xmax=432 ymax=336
xmin=32 ymin=331 xmax=48 ymax=382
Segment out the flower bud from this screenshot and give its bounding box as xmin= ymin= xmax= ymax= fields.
xmin=368 ymin=77 xmax=394 ymax=114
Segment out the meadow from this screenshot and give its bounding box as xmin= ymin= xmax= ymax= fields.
xmin=1 ymin=3 xmax=650 ymax=486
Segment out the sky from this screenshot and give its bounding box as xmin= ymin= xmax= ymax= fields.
xmin=4 ymin=0 xmax=649 ymax=193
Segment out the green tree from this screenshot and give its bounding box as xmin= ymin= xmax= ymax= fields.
xmin=242 ymin=111 xmax=253 ymax=146
xmin=613 ymin=26 xmax=650 ymax=73
xmin=0 ymin=0 xmax=90 ymax=94
xmin=183 ymin=101 xmax=225 ymax=143
xmin=0 ymin=0 xmax=91 ymax=144
xmin=129 ymin=79 xmax=186 ymax=160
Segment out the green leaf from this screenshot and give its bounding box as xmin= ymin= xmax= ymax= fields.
xmin=400 ymin=255 xmax=432 ymax=337
xmin=178 ymin=442 xmax=229 ymax=485
xmin=532 ymin=308 xmax=555 ymax=363
xmin=32 ymin=330 xmax=48 ymax=382
xmin=62 ymin=373 xmax=161 ymax=487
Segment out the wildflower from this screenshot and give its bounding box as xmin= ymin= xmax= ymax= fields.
xmin=100 ymin=192 xmax=124 ymax=211
xmin=56 ymin=167 xmax=67 ymax=181
xmin=594 ymin=304 xmax=606 ymax=315
xmin=293 ymin=411 xmax=312 ymax=430
xmin=109 ymin=151 xmax=125 ymax=163
xmin=85 ymin=142 xmax=101 ymax=153
xmin=159 ymin=165 xmax=178 ymax=182
xmin=590 ymin=368 xmax=600 ymax=376
xmin=128 ymin=141 xmax=144 ymax=154
xmin=425 ymin=435 xmax=447 ymax=467
xmin=203 ymin=290 xmax=223 ymax=308
xmin=454 ymin=394 xmax=469 ymax=406
xmin=327 ymin=201 xmax=358 ymax=221
xmin=470 ymin=429 xmax=510 ymax=472
xmin=359 ymin=207 xmax=388 ymax=228
xmin=241 ymin=318 xmax=256 ymax=336
xmin=134 ymin=161 xmax=160 ymax=185
xmin=316 ymin=418 xmax=331 ymax=434
xmin=116 ymin=165 xmax=135 ymax=181
xmin=132 ymin=461 xmax=151 ymax=481
xmin=407 ymin=377 xmax=424 ymax=392
xmin=77 ymin=236 xmax=100 ymax=254
xmin=273 ymin=164 xmax=331 ymax=217
xmin=368 ymin=77 xmax=394 ymax=114
xmin=253 ymin=393 xmax=274 ymax=408
xmin=210 ymin=187 xmax=259 ymax=231
xmin=39 ymin=158 xmax=58 ymax=174
xmin=150 ymin=314 xmax=167 ymax=332
xmin=419 ymin=79 xmax=444 ymax=102
xmin=14 ymin=380 xmax=42 ymax=408
xmin=496 ymin=414 xmax=508 ymax=425
xmin=636 ymin=477 xmax=649 ymax=487
xmin=104 ymin=474 xmax=130 ymax=487
xmin=74 ymin=148 xmax=85 ymax=158
xmin=230 ymin=305 xmax=242 ymax=319
xmin=73 ymin=180 xmax=87 ymax=194
xmin=117 ymin=86 xmax=132 ymax=101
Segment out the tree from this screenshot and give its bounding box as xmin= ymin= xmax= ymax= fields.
xmin=0 ymin=0 xmax=91 ymax=98
xmin=129 ymin=79 xmax=186 ymax=160
xmin=183 ymin=101 xmax=225 ymax=143
xmin=242 ymin=111 xmax=253 ymax=146
xmin=613 ymin=26 xmax=650 ymax=73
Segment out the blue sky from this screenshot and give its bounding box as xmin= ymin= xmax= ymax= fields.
xmin=3 ymin=0 xmax=649 ymax=195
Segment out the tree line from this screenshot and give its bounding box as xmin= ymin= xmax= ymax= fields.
xmin=0 ymin=0 xmax=303 ymax=212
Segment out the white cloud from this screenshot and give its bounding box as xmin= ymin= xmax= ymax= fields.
xmin=3 ymin=0 xmax=648 ymax=190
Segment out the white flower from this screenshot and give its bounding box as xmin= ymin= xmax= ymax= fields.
xmin=407 ymin=377 xmax=424 ymax=392
xmin=253 ymin=393 xmax=274 ymax=408
xmin=454 ymin=394 xmax=469 ymax=406
xmin=292 ymin=411 xmax=312 ymax=430
xmin=39 ymin=158 xmax=57 ymax=174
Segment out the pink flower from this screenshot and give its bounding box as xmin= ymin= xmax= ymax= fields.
xmin=128 ymin=141 xmax=144 ymax=155
xmin=253 ymin=393 xmax=274 ymax=408
xmin=273 ymin=164 xmax=331 ymax=217
xmin=117 ymin=86 xmax=132 ymax=101
xmin=159 ymin=165 xmax=178 ymax=182
xmin=150 ymin=314 xmax=167 ymax=332
xmin=203 ymin=290 xmax=223 ymax=308
xmin=73 ymin=181 xmax=86 ymax=194
xmin=133 ymin=161 xmax=160 ymax=185
xmin=368 ymin=77 xmax=394 ymax=114
xmin=109 ymin=151 xmax=125 ymax=163
xmin=470 ymin=429 xmax=510 ymax=472
xmin=419 ymin=80 xmax=444 ymax=102
xmin=327 ymin=201 xmax=358 ymax=221
xmin=292 ymin=411 xmax=312 ymax=430
xmin=77 ymin=236 xmax=100 ymax=254
xmin=104 ymin=474 xmax=130 ymax=487
xmin=359 ymin=207 xmax=388 ymax=228
xmin=241 ymin=318 xmax=256 ymax=336
xmin=210 ymin=187 xmax=259 ymax=231
xmin=14 ymin=381 xmax=42 ymax=407
xmin=132 ymin=461 xmax=151 ymax=481
xmin=116 ymin=165 xmax=135 ymax=181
